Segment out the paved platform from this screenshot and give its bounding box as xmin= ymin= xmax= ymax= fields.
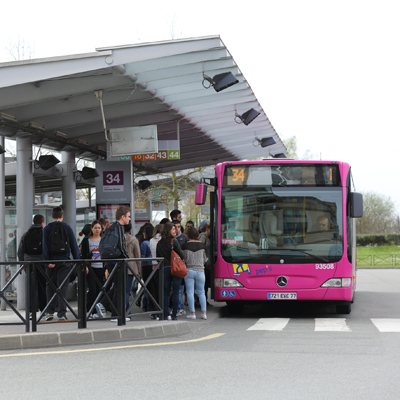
xmin=0 ymin=303 xmax=218 ymax=351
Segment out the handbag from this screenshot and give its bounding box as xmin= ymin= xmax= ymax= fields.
xmin=170 ymin=239 xmax=187 ymax=278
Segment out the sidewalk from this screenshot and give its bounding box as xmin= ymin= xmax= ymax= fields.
xmin=0 ymin=302 xmax=219 ymax=351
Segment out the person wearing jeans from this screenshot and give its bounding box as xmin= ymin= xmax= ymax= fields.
xmin=156 ymin=223 xmax=185 ymax=320
xmin=182 ymin=226 xmax=208 ymax=320
xmin=172 ymin=219 xmax=188 ymax=316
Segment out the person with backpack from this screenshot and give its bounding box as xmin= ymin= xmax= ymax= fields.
xmin=17 ymin=214 xmax=47 ymax=316
xmin=97 ymin=206 xmax=131 ymax=322
xmin=42 ymin=206 xmax=80 ymax=321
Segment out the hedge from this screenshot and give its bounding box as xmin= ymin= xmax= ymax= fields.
xmin=356 ymin=234 xmax=400 ymax=246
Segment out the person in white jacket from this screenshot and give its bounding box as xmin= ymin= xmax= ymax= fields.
xmin=150 ymin=224 xmax=163 ymax=261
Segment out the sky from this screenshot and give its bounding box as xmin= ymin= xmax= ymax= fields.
xmin=1 ymin=0 xmax=400 ymax=214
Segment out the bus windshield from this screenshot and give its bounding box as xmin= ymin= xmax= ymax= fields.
xmin=221 ymin=187 xmax=344 ymax=264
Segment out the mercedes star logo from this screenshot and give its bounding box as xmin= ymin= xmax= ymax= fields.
xmin=276 ymin=276 xmax=288 ymax=287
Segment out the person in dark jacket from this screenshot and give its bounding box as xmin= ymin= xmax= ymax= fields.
xmin=96 ymin=206 xmax=131 ymax=322
xmin=18 ymin=214 xmax=46 ymax=314
xmin=42 ymin=206 xmax=80 ymax=321
xmin=156 ymin=222 xmax=184 ymax=320
xmin=172 ymin=219 xmax=187 ymax=315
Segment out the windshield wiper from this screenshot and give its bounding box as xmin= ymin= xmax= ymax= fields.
xmin=279 ymin=248 xmax=329 ymax=263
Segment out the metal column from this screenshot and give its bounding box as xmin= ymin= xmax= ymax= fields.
xmin=61 ymin=151 xmax=77 ymax=232
xmin=16 ymin=136 xmax=34 ymax=309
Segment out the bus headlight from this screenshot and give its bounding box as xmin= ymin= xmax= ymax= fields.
xmin=321 ymin=278 xmax=352 ymax=288
xmin=215 ymin=278 xmax=243 ymax=288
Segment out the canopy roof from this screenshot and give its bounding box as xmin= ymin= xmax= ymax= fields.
xmin=0 ymin=35 xmax=286 ymax=176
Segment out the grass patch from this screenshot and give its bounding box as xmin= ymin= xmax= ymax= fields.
xmin=357 ymin=245 xmax=400 ymax=256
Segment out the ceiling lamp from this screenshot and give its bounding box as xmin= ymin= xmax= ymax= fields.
xmin=35 ymin=155 xmax=60 ymax=170
xmin=272 ymin=153 xmax=287 ymax=159
xmin=253 ymin=137 xmax=276 ymax=148
xmin=80 ymin=166 xmax=99 ymax=180
xmin=235 ymin=108 xmax=260 ymax=126
xmin=137 ymin=180 xmax=152 ymax=190
xmin=202 ymin=72 xmax=239 ymax=92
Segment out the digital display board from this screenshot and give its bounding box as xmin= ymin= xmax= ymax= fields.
xmin=223 ymin=164 xmax=341 ymax=187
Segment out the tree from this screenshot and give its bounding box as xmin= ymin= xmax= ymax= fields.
xmin=282 ymin=136 xmax=318 ymax=160
xmin=180 ymin=193 xmax=202 ymax=226
xmin=135 ymin=167 xmax=206 ymax=218
xmin=284 ymin=136 xmax=298 ymax=159
xmin=356 ymin=191 xmax=398 ymax=234
xmin=5 ymin=35 xmax=35 ymax=62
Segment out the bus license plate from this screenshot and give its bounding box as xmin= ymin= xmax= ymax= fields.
xmin=268 ymin=293 xmax=297 ymax=300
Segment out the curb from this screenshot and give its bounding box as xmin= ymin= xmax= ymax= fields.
xmin=0 ymin=321 xmax=193 ymax=351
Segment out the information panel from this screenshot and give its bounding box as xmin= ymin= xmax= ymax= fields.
xmin=96 ymin=160 xmax=132 ymax=203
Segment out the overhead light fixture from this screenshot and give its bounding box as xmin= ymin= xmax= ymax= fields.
xmin=137 ymin=180 xmax=152 ymax=190
xmin=76 ymin=138 xmax=89 ymax=146
xmin=235 ymin=108 xmax=260 ymax=126
xmin=202 ymin=72 xmax=239 ymax=92
xmin=0 ymin=145 xmax=6 ymax=155
xmin=260 ymin=137 xmax=276 ymax=147
xmin=79 ymin=166 xmax=99 ymax=180
xmin=35 ymin=155 xmax=60 ymax=170
xmin=96 ymin=145 xmax=107 ymax=152
xmin=253 ymin=136 xmax=276 ymax=148
xmin=28 ymin=121 xmax=45 ymax=131
xmin=55 ymin=131 xmax=68 ymax=139
xmin=272 ymin=153 xmax=287 ymax=159
xmin=0 ymin=112 xmax=17 ymax=122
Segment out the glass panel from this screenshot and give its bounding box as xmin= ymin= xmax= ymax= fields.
xmin=221 ymin=187 xmax=344 ymax=264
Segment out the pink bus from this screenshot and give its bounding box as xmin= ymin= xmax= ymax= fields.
xmin=195 ymin=160 xmax=363 ymax=314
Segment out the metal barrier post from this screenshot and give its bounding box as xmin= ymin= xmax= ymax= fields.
xmin=117 ymin=261 xmax=126 ymax=326
xmin=78 ymin=261 xmax=87 ymax=329
xmin=25 ymin=263 xmax=30 ymax=333
xmin=159 ymin=261 xmax=164 ymax=320
xmin=31 ymin=262 xmax=38 ymax=332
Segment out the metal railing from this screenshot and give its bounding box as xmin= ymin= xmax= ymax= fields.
xmin=357 ymin=254 xmax=400 ymax=267
xmin=0 ymin=258 xmax=165 ymax=332
xmin=0 ymin=262 xmax=30 ymax=332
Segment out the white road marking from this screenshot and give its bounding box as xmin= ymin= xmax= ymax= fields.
xmin=247 ymin=318 xmax=290 ymax=331
xmin=371 ymin=319 xmax=400 ymax=332
xmin=315 ymin=318 xmax=351 ymax=332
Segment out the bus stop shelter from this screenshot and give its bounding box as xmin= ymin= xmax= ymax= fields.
xmin=0 ymin=35 xmax=286 ymax=307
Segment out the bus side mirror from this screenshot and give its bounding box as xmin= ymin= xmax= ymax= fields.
xmin=195 ymin=184 xmax=207 ymax=205
xmin=350 ymin=192 xmax=363 ymax=218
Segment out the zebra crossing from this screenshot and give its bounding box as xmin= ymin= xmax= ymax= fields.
xmin=246 ymin=318 xmax=400 ymax=333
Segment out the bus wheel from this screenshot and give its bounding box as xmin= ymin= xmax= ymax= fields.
xmin=226 ymin=301 xmax=245 ymax=314
xmin=336 ymin=304 xmax=351 ymax=314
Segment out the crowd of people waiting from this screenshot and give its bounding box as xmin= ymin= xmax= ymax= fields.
xmin=18 ymin=206 xmax=212 ymax=322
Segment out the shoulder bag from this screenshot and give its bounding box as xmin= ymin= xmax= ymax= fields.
xmin=170 ymin=239 xmax=187 ymax=278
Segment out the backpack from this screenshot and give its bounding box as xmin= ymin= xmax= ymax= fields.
xmin=24 ymin=226 xmax=43 ymax=255
xmin=99 ymin=223 xmax=122 ymax=259
xmin=48 ymin=222 xmax=70 ymax=255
